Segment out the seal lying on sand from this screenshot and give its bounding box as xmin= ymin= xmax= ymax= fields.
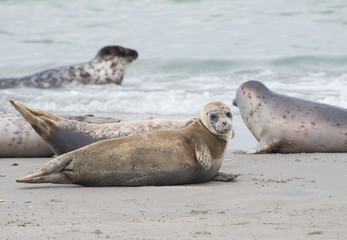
xmin=0 ymin=45 xmax=138 ymax=88
xmin=233 ymin=80 xmax=347 ymax=153
xmin=0 ymin=112 xmax=52 ymax=157
xmin=0 ymin=112 xmax=121 ymax=158
xmin=10 ymin=99 xmax=197 ymax=155
xmin=17 ymin=102 xmax=236 ymax=186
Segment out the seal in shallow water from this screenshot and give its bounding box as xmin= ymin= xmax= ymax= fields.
xmin=233 ymin=80 xmax=347 ymax=153
xmin=17 ymin=102 xmax=236 ymax=186
xmin=10 ymin=99 xmax=197 ymax=156
xmin=0 ymin=111 xmax=121 ymax=158
xmin=0 ymin=45 xmax=138 ymax=88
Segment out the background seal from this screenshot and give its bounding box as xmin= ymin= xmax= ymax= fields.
xmin=0 ymin=45 xmax=138 ymax=88
xmin=10 ymin=99 xmax=197 ymax=156
xmin=0 ymin=110 xmax=121 ymax=157
xmin=233 ymin=80 xmax=347 ymax=153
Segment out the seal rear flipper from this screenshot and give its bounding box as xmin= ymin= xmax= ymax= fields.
xmin=213 ymin=172 xmax=239 ymax=182
xmin=16 ymin=172 xmax=73 ymax=184
xmin=9 ymin=99 xmax=60 ymax=134
xmin=194 ymin=140 xmax=212 ymax=170
xmin=17 ymin=154 xmax=73 ymax=184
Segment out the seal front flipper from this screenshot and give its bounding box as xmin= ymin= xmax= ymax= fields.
xmin=234 ymin=137 xmax=282 ymax=154
xmin=194 ymin=140 xmax=212 ymax=170
xmin=213 ymin=172 xmax=239 ymax=182
xmin=17 ymin=154 xmax=73 ymax=184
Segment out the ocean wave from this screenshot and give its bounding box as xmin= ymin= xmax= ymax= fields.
xmin=1 ymin=56 xmax=346 ymax=116
xmin=132 ymin=56 xmax=347 ymax=73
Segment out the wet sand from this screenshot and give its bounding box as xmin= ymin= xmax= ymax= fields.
xmin=1 ymin=152 xmax=346 ymax=240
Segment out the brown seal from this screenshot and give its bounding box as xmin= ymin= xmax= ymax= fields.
xmin=233 ymin=80 xmax=347 ymax=153
xmin=0 ymin=111 xmax=121 ymax=158
xmin=10 ymin=99 xmax=197 ymax=156
xmin=0 ymin=45 xmax=138 ymax=88
xmin=17 ymin=102 xmax=237 ymax=186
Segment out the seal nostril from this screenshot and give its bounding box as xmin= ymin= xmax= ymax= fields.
xmin=233 ymin=98 xmax=238 ymax=107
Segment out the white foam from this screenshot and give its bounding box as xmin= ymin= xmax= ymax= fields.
xmin=1 ymin=59 xmax=346 ymax=116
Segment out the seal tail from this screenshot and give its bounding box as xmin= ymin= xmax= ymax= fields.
xmin=17 ymin=154 xmax=73 ymax=184
xmin=9 ymin=99 xmax=60 ymax=134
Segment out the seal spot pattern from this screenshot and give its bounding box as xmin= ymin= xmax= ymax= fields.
xmin=233 ymin=80 xmax=347 ymax=153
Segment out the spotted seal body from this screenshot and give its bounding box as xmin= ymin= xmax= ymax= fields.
xmin=10 ymin=99 xmax=197 ymax=156
xmin=0 ymin=111 xmax=121 ymax=157
xmin=233 ymin=80 xmax=347 ymax=153
xmin=0 ymin=45 xmax=138 ymax=88
xmin=0 ymin=112 xmax=52 ymax=157
xmin=17 ymin=102 xmax=236 ymax=186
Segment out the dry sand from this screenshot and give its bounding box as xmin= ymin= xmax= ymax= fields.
xmin=1 ymin=151 xmax=346 ymax=240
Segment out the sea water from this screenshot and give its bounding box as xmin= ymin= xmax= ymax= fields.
xmin=0 ymin=0 xmax=346 ymax=117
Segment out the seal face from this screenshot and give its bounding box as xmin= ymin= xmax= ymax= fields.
xmin=233 ymin=80 xmax=347 ymax=153
xmin=0 ymin=45 xmax=138 ymax=88
xmin=17 ymin=102 xmax=235 ymax=186
xmin=10 ymin=99 xmax=197 ymax=156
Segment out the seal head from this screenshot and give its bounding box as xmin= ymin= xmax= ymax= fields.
xmin=200 ymin=102 xmax=234 ymax=140
xmin=96 ymin=45 xmax=138 ymax=62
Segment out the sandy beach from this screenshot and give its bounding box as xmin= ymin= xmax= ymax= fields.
xmin=1 ymin=0 xmax=347 ymax=238
xmin=1 ymin=149 xmax=346 ymax=239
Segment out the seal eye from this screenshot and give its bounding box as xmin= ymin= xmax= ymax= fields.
xmin=225 ymin=110 xmax=232 ymax=119
xmin=210 ymin=112 xmax=220 ymax=123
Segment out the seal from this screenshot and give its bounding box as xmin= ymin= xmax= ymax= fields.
xmin=0 ymin=45 xmax=138 ymax=88
xmin=17 ymin=102 xmax=237 ymax=186
xmin=10 ymin=99 xmax=198 ymax=156
xmin=0 ymin=111 xmax=121 ymax=158
xmin=233 ymin=80 xmax=347 ymax=153
xmin=0 ymin=112 xmax=52 ymax=157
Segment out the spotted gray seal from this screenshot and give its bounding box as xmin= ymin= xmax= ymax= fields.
xmin=0 ymin=111 xmax=121 ymax=157
xmin=233 ymin=80 xmax=347 ymax=153
xmin=17 ymin=102 xmax=236 ymax=186
xmin=0 ymin=112 xmax=52 ymax=157
xmin=0 ymin=45 xmax=138 ymax=88
xmin=10 ymin=99 xmax=197 ymax=156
